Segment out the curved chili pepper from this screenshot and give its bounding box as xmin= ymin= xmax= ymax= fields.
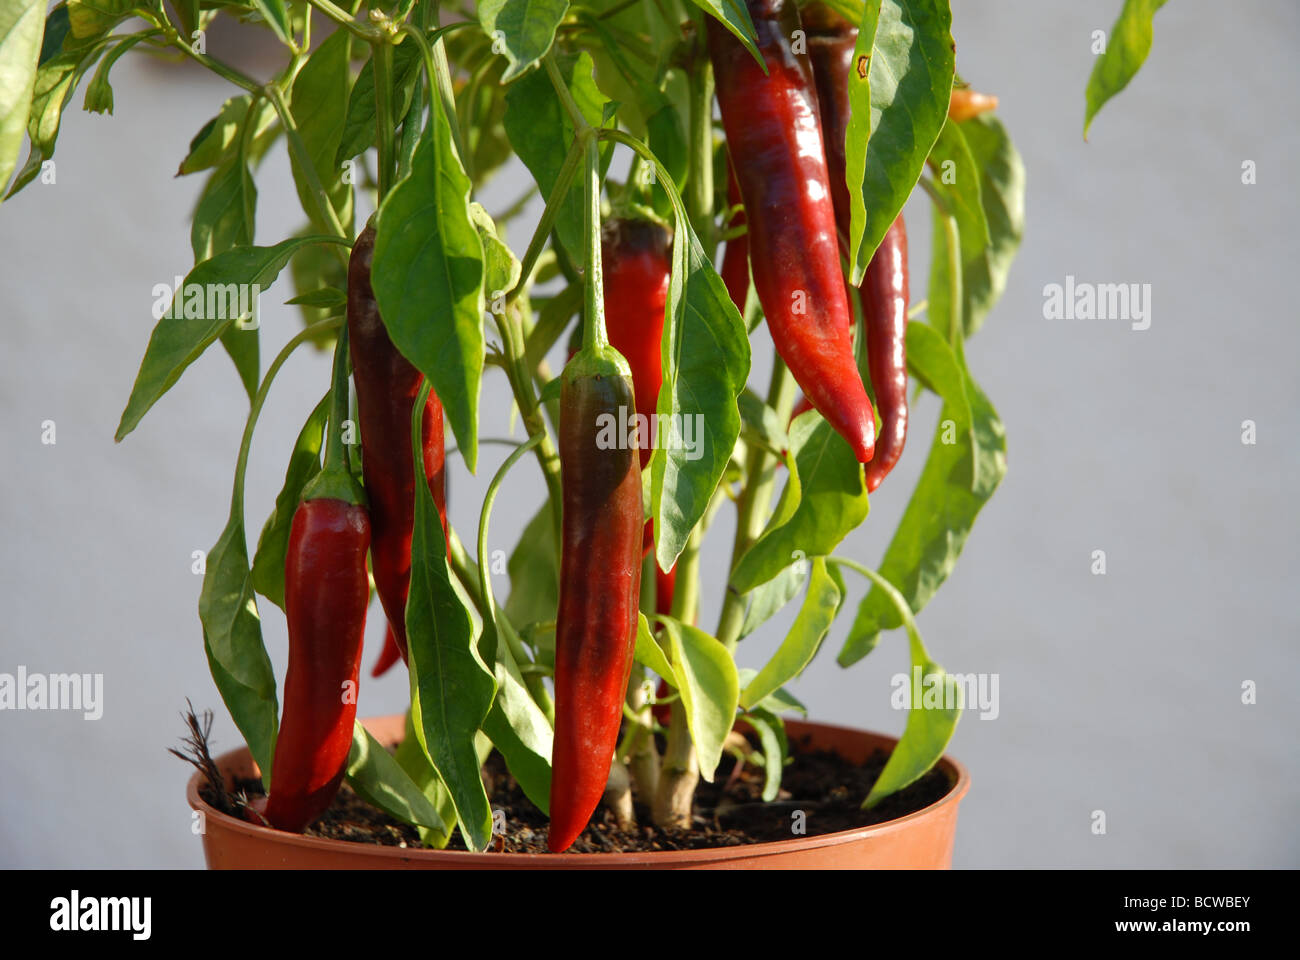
xmin=548 ymin=349 xmax=644 ymax=853
xmin=806 ymin=6 xmax=911 ymax=491
xmin=264 ymin=333 xmax=370 ymax=834
xmin=347 ymin=222 xmax=446 ymax=662
xmin=948 ymin=87 xmax=999 ymax=123
xmin=719 ymin=166 xmax=749 ymax=312
xmin=708 ymin=0 xmax=875 ymax=464
xmin=369 ymin=622 xmax=402 ymax=678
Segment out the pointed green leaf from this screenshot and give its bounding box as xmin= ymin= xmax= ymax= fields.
xmin=287 ymin=27 xmax=353 ymax=235
xmin=846 ymin=0 xmax=954 ymax=283
xmin=481 ymin=655 xmax=552 ymax=815
xmin=740 ymin=557 xmax=842 ymax=709
xmin=477 ymin=0 xmax=568 ymax=82
xmin=957 ymin=114 xmax=1025 ymax=336
xmin=662 ymin=618 xmax=739 ymax=782
xmin=346 ymin=721 xmax=447 ymax=831
xmin=1084 ymin=0 xmax=1167 ymax=138
xmin=372 ymin=111 xmax=485 ymax=471
xmin=688 ymin=0 xmax=762 ymax=67
xmin=504 ymin=501 xmax=558 ymax=629
xmin=336 ymin=37 xmax=423 ymax=165
xmin=633 ymin=612 xmax=675 ymax=685
xmin=0 ymin=0 xmax=48 ymax=196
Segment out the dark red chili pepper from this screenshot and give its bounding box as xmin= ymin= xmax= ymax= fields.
xmin=719 ymin=165 xmax=749 ymax=312
xmin=708 ymin=0 xmax=875 ymax=464
xmin=347 ymin=222 xmax=446 ymax=663
xmin=948 ymin=87 xmax=999 ymax=123
xmin=805 ymin=6 xmax=911 ymax=491
xmin=548 ymin=347 xmax=644 ymax=853
xmin=264 ymin=331 xmax=370 ymax=833
xmin=369 ymin=622 xmax=402 ymax=678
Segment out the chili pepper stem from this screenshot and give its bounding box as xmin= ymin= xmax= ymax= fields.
xmin=687 ymin=56 xmax=716 ymax=252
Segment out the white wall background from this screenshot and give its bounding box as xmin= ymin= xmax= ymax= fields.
xmin=1 ymin=1 xmax=1296 ymax=868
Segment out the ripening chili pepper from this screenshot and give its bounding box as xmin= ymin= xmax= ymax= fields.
xmin=602 ymin=217 xmax=670 ymax=474
xmin=548 ymin=346 xmax=644 ymax=853
xmin=347 ymin=221 xmax=446 ymax=663
xmin=708 ymin=0 xmax=875 ymax=464
xmin=719 ymin=165 xmax=749 ymax=312
xmin=948 ymin=87 xmax=999 ymax=123
xmin=369 ymin=622 xmax=402 ymax=678
xmin=264 ymin=331 xmax=370 ymax=834
xmin=805 ymin=6 xmax=912 ymax=492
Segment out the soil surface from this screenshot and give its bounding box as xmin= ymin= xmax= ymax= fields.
xmin=203 ymin=731 xmax=952 ymax=854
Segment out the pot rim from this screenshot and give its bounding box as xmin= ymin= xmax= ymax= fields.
xmin=186 ymin=716 xmax=970 ymax=865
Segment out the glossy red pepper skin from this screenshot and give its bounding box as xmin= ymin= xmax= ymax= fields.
xmin=708 ymin=0 xmax=875 ymax=464
xmin=548 ymin=366 xmax=644 ymax=853
xmin=369 ymin=622 xmax=402 ymax=678
xmin=806 ymin=8 xmax=911 ymax=491
xmin=264 ymin=498 xmax=371 ymax=832
xmin=347 ymin=223 xmax=446 ymax=661
xmin=602 ymin=218 xmax=671 ymax=473
xmin=719 ymin=165 xmax=749 ymax=312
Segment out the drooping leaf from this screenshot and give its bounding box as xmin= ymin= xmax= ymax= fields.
xmin=925 ymin=118 xmax=988 ymax=341
xmin=1084 ymin=0 xmax=1167 ymax=138
xmin=503 ymin=501 xmax=558 ymax=630
xmin=956 ymin=114 xmax=1025 ymax=337
xmin=740 ymin=707 xmax=786 ymax=801
xmin=661 ymin=618 xmax=739 ymax=782
xmin=738 ymin=559 xmax=807 ymax=640
xmin=115 ymin=235 xmax=339 ymax=441
xmin=81 ymin=30 xmax=147 ymax=114
xmin=687 ymin=0 xmax=762 ymax=66
xmin=345 ymin=721 xmax=446 ymax=831
xmin=178 ymin=95 xmax=275 ymax=177
xmin=372 ymin=110 xmax=485 ymax=471
xmin=633 ymin=612 xmax=675 ymax=685
xmin=251 ymin=394 xmax=329 ymax=611
xmin=481 ymin=654 xmax=552 ymax=814
xmin=740 ymin=558 xmax=842 ymax=709
xmin=249 ymin=0 xmax=294 ymax=48
xmin=651 ymin=223 xmax=750 ymax=572
xmin=405 ymin=406 xmax=496 ymax=851
xmin=336 ymin=37 xmax=423 ymax=165
xmin=287 ymin=27 xmax=353 ymax=234
xmin=846 ymin=0 xmax=954 ymax=284
xmin=731 ymin=415 xmax=869 ymax=593
xmin=198 ymin=505 xmax=278 ymax=788
xmin=469 ymin=201 xmax=521 ymax=300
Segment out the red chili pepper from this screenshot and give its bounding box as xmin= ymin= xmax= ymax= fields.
xmin=264 ymin=331 xmax=370 ymax=833
xmin=548 ymin=347 xmax=644 ymax=853
xmin=708 ymin=0 xmax=875 ymax=464
xmin=719 ymin=165 xmax=749 ymax=312
xmin=369 ymin=622 xmax=402 ymax=678
xmin=347 ymin=222 xmax=446 ymax=663
xmin=948 ymin=87 xmax=999 ymax=123
xmin=806 ymin=6 xmax=911 ymax=491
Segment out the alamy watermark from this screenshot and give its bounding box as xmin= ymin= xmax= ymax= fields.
xmin=596 ymin=406 xmax=705 ymax=461
xmin=1042 ymin=275 xmax=1151 ymax=330
xmin=151 ymin=275 xmax=262 ymax=327
xmin=890 ymin=666 xmax=1000 ymax=720
xmin=0 ymin=667 xmax=103 ymax=720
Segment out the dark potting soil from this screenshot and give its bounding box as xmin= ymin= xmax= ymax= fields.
xmin=201 ymin=731 xmax=953 ymax=855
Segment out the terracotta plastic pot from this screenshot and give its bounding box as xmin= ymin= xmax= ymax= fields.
xmin=187 ymin=714 xmax=969 ymax=869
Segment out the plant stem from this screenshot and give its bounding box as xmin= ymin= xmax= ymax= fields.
xmin=321 ymin=326 xmax=351 ymax=473
xmin=507 ymin=136 xmax=586 ymax=303
xmin=400 ymin=22 xmax=467 ymax=164
xmin=231 ymin=318 xmax=342 ymax=510
xmin=305 ymin=0 xmax=380 ymax=39
xmin=653 ymin=695 xmax=698 ymax=829
xmin=714 ymin=355 xmax=795 ymax=650
xmin=264 ymin=84 xmax=350 ymax=259
xmin=686 ymin=55 xmax=715 ymax=252
xmin=372 ymin=37 xmax=396 ymax=202
xmin=580 ymin=135 xmax=608 ymax=352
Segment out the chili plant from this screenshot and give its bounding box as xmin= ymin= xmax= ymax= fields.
xmin=0 ymin=0 xmax=1162 ymax=851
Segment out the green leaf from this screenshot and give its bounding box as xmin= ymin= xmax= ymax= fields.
xmin=178 ymin=95 xmax=275 ymax=177
xmin=336 ymin=37 xmax=423 ymax=166
xmin=66 ymin=0 xmax=135 ymax=39
xmin=250 ymin=0 xmax=293 ymax=47
xmin=846 ymin=564 xmax=960 ymax=807
xmin=633 ymin=612 xmax=675 ymax=685
xmin=288 ymin=225 xmax=348 ymax=339
xmin=81 ymin=30 xmax=146 ymax=114
xmin=405 ymin=404 xmax=496 ymax=851
xmin=906 ymin=318 xmax=971 ymax=446
xmin=345 ymin=721 xmax=447 ymax=831
xmin=481 ymin=655 xmax=552 ymax=814
xmin=741 ymin=707 xmax=786 ymax=801
xmin=199 ymin=504 xmax=278 ymax=787
xmin=502 ymin=51 xmax=609 ymax=270
xmin=372 ymin=109 xmax=485 ymax=472
xmin=731 ymin=415 xmax=869 ymax=593
xmin=0 ymin=0 xmax=48 ymax=196
xmin=926 ymin=120 xmax=988 ymax=339
xmin=956 ymin=114 xmax=1025 ymax=337
xmin=394 ymin=711 xmax=457 ymax=848
xmin=477 ymin=0 xmax=568 ymax=82
xmin=651 ymin=223 xmax=750 ymax=572
xmin=838 ymin=362 xmax=1006 ymax=666
xmin=115 ymin=235 xmax=339 ymax=441
xmin=740 ymin=557 xmax=842 ymax=709
xmin=736 ymin=389 xmax=788 ymax=458
xmin=846 ymin=0 xmax=954 ymax=284
xmin=285 ymin=287 xmax=345 ymax=309
xmin=738 ymin=559 xmax=807 ymax=640
xmin=755 ymin=685 xmax=807 ymax=717
xmin=504 ymin=501 xmax=558 ymax=630
xmin=251 ymin=394 xmax=328 ymax=611
xmin=1084 ymin=0 xmax=1166 ymax=138
xmin=4 ymin=29 xmax=111 ymax=200
xmin=687 ymin=0 xmax=762 ymax=67
xmin=661 ymin=618 xmax=739 ymax=782
xmin=287 ymin=28 xmax=352 ymax=235
xmin=469 ymin=202 xmax=521 ymax=301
